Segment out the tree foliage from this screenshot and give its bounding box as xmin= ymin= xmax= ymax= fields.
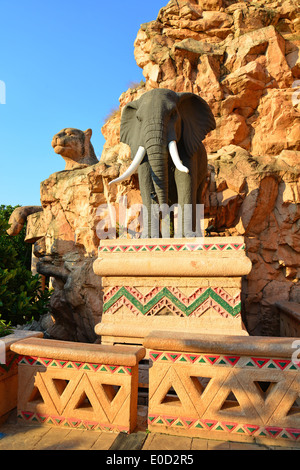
xmin=0 ymin=205 xmax=51 ymax=329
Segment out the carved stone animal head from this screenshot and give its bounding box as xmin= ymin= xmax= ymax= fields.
xmin=51 ymin=128 xmax=98 ymax=170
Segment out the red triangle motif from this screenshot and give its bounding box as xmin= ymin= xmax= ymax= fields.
xmin=163 ymin=416 xmax=177 ymax=426
xmin=244 ymin=424 xmax=260 ymax=435
xmin=21 ymin=411 xmax=34 ymax=420
xmin=251 ymin=357 xmax=270 ymax=368
xmin=185 ymin=354 xmax=200 ymax=363
xmin=203 ymin=244 xmax=213 ymax=250
xmin=201 ymin=419 xmax=218 ymax=430
xmin=149 ymin=352 xmax=163 ymax=362
xmin=286 ymin=428 xmax=300 ymax=440
xmin=26 ymin=356 xmax=38 ymax=365
xmin=273 ymin=359 xmax=291 ymax=370
xmin=204 ymin=355 xmax=220 ymax=365
xmin=187 ymin=244 xmax=198 ymax=251
xmin=232 ymin=244 xmax=243 ymax=250
xmin=216 ymin=244 xmax=227 ymax=251
xmin=182 ymin=418 xmax=197 ymax=428
xmin=160 ymin=245 xmax=171 ymax=252
xmin=265 ymin=426 xmax=283 ymax=438
xmin=166 ymin=353 xmax=181 ymax=362
xmin=224 ymin=356 xmax=240 ymax=366
xmin=146 ymin=245 xmax=157 ymax=251
xmin=221 ymin=421 xmax=238 ymax=432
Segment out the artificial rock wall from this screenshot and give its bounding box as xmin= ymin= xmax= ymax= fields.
xmin=100 ymin=0 xmax=300 ymax=336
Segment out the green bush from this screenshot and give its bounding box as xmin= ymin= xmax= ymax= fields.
xmin=0 ymin=205 xmax=51 ymax=327
xmin=0 ymin=317 xmax=13 ymax=338
xmin=0 ymin=205 xmax=32 ymax=270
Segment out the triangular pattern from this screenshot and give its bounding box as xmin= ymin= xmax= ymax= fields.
xmin=148 ymin=366 xmax=198 ymax=417
xmin=99 ymin=242 xmax=245 ymax=253
xmin=17 ymin=356 xmax=136 ymax=432
xmin=237 ymin=369 xmax=295 ymax=423
xmin=148 ymin=347 xmax=300 ymax=445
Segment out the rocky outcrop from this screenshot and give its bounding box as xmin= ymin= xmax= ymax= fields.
xmin=102 ymin=0 xmax=300 ymax=164
xmin=24 ymin=160 xmax=142 ymax=342
xmin=101 ymin=0 xmax=300 ymax=336
xmin=204 ymin=146 xmax=300 ymax=335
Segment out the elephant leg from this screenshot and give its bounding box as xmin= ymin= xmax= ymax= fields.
xmin=194 ymin=178 xmax=206 ymax=237
xmin=174 ymin=169 xmax=194 ymax=238
xmin=138 ymin=162 xmax=158 ymax=238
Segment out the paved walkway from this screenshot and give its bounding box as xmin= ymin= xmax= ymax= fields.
xmin=0 ymin=408 xmax=297 ymax=451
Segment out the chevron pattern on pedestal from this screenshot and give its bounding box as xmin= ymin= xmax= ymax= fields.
xmin=104 ymin=286 xmax=241 ymax=318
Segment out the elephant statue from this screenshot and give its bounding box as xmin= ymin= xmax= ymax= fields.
xmin=109 ymin=88 xmax=216 ymax=238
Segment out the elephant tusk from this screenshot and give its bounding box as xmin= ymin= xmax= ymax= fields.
xmin=109 ymin=146 xmax=146 ymax=185
xmin=168 ymin=141 xmax=189 ymax=173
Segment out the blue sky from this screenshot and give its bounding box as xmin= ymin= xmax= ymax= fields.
xmin=0 ymin=0 xmax=166 ymax=206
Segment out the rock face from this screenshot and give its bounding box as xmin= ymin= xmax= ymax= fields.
xmin=101 ymin=0 xmax=300 ymax=336
xmin=205 ymin=146 xmax=300 ymax=335
xmin=26 ymin=158 xmax=144 ymax=342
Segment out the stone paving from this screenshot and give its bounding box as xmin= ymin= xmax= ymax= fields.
xmin=0 ymin=408 xmax=298 ymax=451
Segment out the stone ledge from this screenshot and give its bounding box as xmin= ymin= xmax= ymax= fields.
xmin=1 ymin=330 xmax=43 ymax=353
xmin=94 ymin=253 xmax=252 ymax=277
xmin=276 ymin=301 xmax=300 ymax=320
xmin=94 ymin=237 xmax=252 ymax=278
xmin=143 ymin=330 xmax=298 ymax=358
xmin=95 ymin=320 xmax=249 ymax=342
xmin=10 ymin=337 xmax=145 ymax=366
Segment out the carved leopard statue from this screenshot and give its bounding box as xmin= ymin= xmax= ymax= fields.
xmin=51 ymin=128 xmax=98 ymax=170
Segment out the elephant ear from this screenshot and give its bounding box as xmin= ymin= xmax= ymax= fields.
xmin=177 ymin=93 xmax=216 ymax=156
xmin=120 ymin=100 xmax=140 ymax=158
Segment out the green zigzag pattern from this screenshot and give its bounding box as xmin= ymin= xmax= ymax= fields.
xmin=104 ymin=286 xmax=241 ymax=318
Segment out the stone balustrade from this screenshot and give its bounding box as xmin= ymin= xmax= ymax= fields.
xmin=144 ymin=330 xmax=300 ymax=448
xmin=2 ymin=330 xmax=300 ymax=448
xmin=10 ymin=337 xmax=145 ymax=433
xmin=0 ymin=331 xmax=43 ymax=424
xmin=276 ymin=302 xmax=300 ymax=338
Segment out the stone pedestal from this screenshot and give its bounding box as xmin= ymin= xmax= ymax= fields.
xmin=93 ymin=237 xmax=252 ymax=347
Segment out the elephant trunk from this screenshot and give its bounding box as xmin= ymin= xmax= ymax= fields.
xmin=144 ymin=123 xmax=170 ymax=237
xmin=144 ymin=122 xmax=169 ymax=207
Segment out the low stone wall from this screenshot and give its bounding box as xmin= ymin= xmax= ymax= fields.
xmin=0 ymin=331 xmax=43 ymax=424
xmin=144 ymin=330 xmax=300 ymax=448
xmin=276 ymin=301 xmax=300 ymax=337
xmin=10 ymin=337 xmax=145 ymax=433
